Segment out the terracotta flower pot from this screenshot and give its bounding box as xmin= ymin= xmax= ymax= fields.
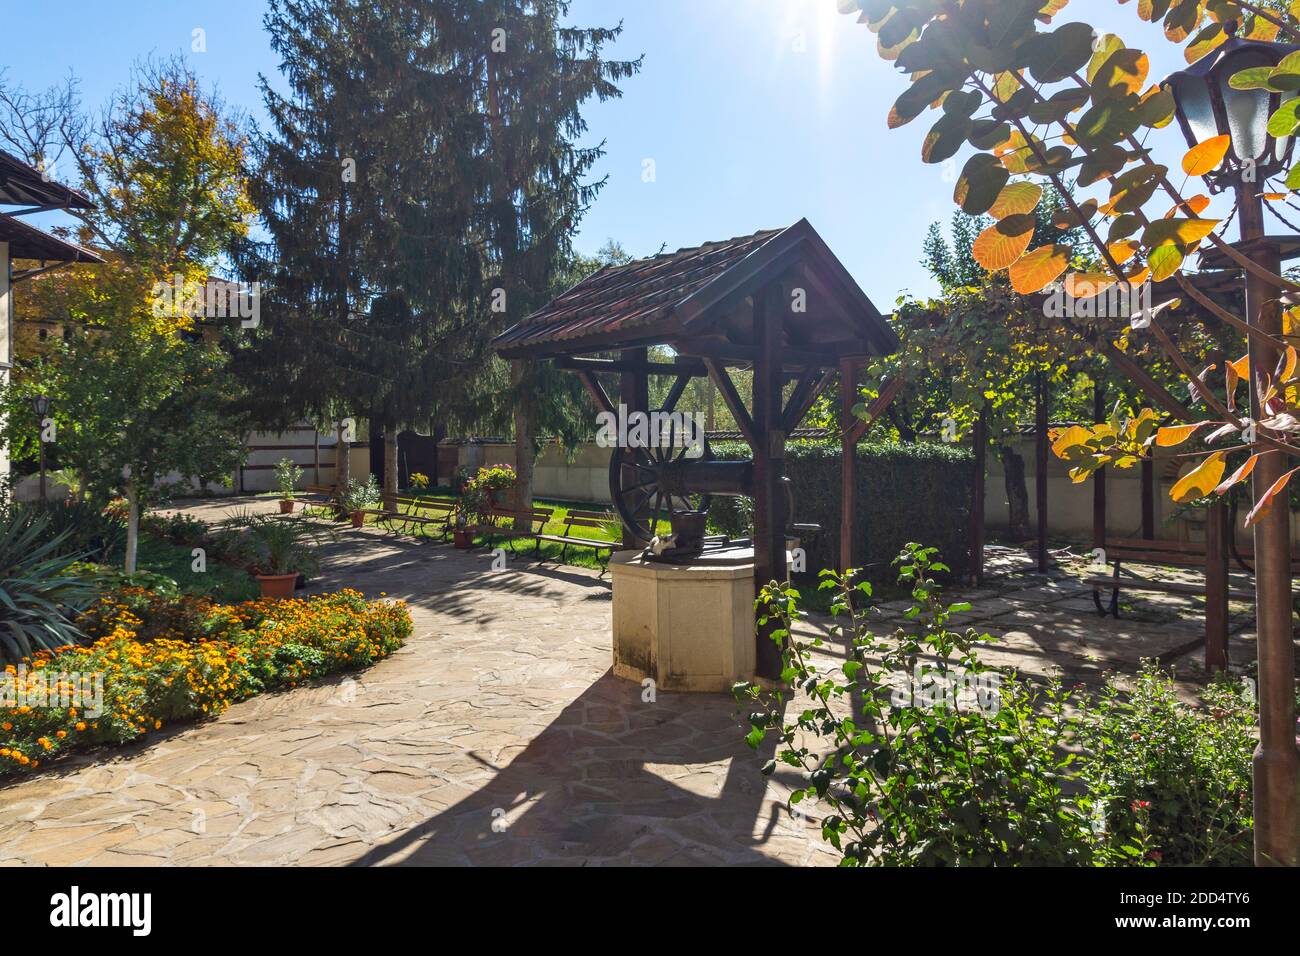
xmin=256 ymin=573 xmax=298 ymax=599
xmin=453 ymin=528 xmax=474 ymax=549
xmin=279 ymin=499 xmax=295 ymax=514
xmin=351 ymin=511 xmax=365 ymax=528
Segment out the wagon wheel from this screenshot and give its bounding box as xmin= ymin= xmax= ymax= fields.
xmin=609 ymin=427 xmax=713 ymax=544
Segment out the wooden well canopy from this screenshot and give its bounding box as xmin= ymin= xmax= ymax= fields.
xmin=0 ymin=149 xmax=93 ymax=212
xmin=493 ymin=219 xmax=898 ymax=679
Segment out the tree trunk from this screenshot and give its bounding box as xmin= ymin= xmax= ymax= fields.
xmin=512 ymin=359 xmax=536 ymax=531
xmin=124 ymin=478 xmax=140 ymax=574
xmin=383 ymin=425 xmax=399 ymax=501
xmin=999 ymin=444 xmax=1031 ymax=540
xmin=336 ymin=420 xmax=351 ymax=490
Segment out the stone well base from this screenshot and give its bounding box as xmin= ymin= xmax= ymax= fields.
xmin=610 ymin=549 xmax=760 ymax=694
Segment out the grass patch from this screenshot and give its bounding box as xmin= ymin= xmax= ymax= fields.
xmin=136 ymin=535 xmax=261 ymax=602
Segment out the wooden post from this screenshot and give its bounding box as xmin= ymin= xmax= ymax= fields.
xmin=1035 ymin=372 xmax=1049 ymax=573
xmin=838 ymin=357 xmax=858 ymax=574
xmin=1092 ymin=385 xmax=1107 ymax=555
xmin=752 ymin=285 xmax=787 ymax=681
xmin=1205 ymin=499 xmax=1230 ymax=673
xmin=620 ymin=347 xmax=649 ymax=550
xmin=970 ymin=404 xmax=987 ymax=587
xmin=1141 ymin=457 xmax=1155 ymax=540
xmin=1235 ymin=195 xmax=1299 ymax=866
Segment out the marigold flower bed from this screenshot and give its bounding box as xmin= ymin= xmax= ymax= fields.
xmin=1 ymin=588 xmax=412 ymax=774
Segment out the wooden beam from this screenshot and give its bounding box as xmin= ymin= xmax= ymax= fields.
xmin=970 ymin=404 xmax=987 ymax=588
xmin=752 ymin=282 xmax=787 ymax=681
xmin=1098 ymin=340 xmax=1195 ymax=420
xmin=1205 ymin=499 xmax=1230 ymax=673
xmin=661 ymin=373 xmax=691 ymax=414
xmin=703 ymin=357 xmax=757 ymax=448
xmin=685 ymin=342 xmax=866 ymax=371
xmin=839 ymin=358 xmax=860 ymax=574
xmin=1093 ymin=385 xmax=1107 ymax=554
xmin=846 ymin=375 xmax=905 ymax=444
xmin=1035 ymin=372 xmax=1049 ymax=574
xmin=619 ymin=349 xmax=650 ymax=550
xmin=554 ymin=355 xmax=706 ymax=377
xmin=575 ymin=370 xmax=616 ymax=417
xmin=1141 ymin=457 xmax=1156 ymax=540
xmin=782 ymin=367 xmax=834 ymax=433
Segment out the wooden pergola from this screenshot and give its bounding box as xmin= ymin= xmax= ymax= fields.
xmin=956 ymin=267 xmax=1281 ymax=672
xmin=494 ymin=219 xmax=898 ymax=679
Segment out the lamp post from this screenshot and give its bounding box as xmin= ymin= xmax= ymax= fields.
xmin=29 ymin=394 xmax=51 ymax=503
xmin=1166 ymin=21 xmax=1300 ymax=866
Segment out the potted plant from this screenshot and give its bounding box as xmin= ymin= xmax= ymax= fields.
xmin=451 ymin=464 xmax=517 ymax=549
xmin=219 ymin=513 xmax=324 ymax=598
xmin=274 ymin=457 xmax=304 ymax=514
xmin=451 ymin=503 xmax=475 ymax=549
xmin=337 ymin=475 xmax=381 ymax=528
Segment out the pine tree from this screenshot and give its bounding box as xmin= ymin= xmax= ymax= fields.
xmin=457 ymin=0 xmax=641 ymax=518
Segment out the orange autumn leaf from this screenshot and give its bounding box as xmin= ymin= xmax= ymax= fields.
xmin=1245 ymin=466 xmax=1300 ymax=526
xmin=1164 ymin=194 xmax=1210 ymax=218
xmin=973 ymin=218 xmax=1035 ymax=270
xmin=1108 ymin=239 xmax=1141 ymax=265
xmin=988 ymin=181 xmax=1042 ymax=219
xmin=1155 ymin=421 xmax=1210 ymax=447
xmin=1008 ymin=243 xmax=1071 ymax=294
xmin=1171 ymin=452 xmax=1226 ymax=504
xmin=1182 ymin=134 xmax=1230 ymax=176
xmin=1215 ymin=453 xmax=1260 ymax=495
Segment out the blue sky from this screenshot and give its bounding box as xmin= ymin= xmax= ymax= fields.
xmin=3 ymin=0 xmax=1205 ymax=306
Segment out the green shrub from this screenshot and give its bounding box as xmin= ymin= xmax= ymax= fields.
xmin=711 ymin=440 xmax=974 ymax=579
xmin=736 ymin=543 xmax=1259 ymax=867
xmin=18 ymin=499 xmax=126 ymax=563
xmin=737 ymin=544 xmax=1104 ymax=865
xmin=1080 ymin=664 xmax=1255 ymax=866
xmin=0 ymin=512 xmax=102 ymax=663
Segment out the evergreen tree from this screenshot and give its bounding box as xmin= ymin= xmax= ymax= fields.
xmin=239 ymin=0 xmax=639 ymax=506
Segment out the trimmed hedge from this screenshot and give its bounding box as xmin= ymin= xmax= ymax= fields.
xmin=709 ymin=440 xmax=974 ymax=580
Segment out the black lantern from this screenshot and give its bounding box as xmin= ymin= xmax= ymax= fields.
xmin=29 ymin=394 xmax=51 ymax=418
xmin=1163 ymin=21 xmax=1300 ymax=192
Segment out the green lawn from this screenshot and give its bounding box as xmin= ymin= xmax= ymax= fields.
xmin=135 ymin=535 xmax=261 ymax=602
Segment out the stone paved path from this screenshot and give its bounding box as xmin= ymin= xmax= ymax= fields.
xmin=0 ymin=500 xmax=1258 ymax=866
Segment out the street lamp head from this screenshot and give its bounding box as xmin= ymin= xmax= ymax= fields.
xmin=29 ymin=394 xmax=52 ymax=418
xmin=1163 ymin=21 xmax=1300 ymax=192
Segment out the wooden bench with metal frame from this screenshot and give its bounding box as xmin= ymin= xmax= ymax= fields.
xmin=472 ymin=506 xmax=555 ymax=552
xmin=1087 ymin=536 xmax=1300 ymax=617
xmin=360 ymin=494 xmax=456 ymax=540
xmin=299 ymin=483 xmax=339 ymax=517
xmin=533 ymin=508 xmax=618 ymax=575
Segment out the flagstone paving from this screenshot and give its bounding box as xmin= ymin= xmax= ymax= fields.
xmin=0 ymin=499 xmax=1260 ymax=866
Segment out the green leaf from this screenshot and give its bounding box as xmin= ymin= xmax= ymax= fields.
xmin=1229 ymin=65 xmax=1287 ymax=93
xmin=1267 ymin=98 xmax=1300 ymax=139
xmin=1023 ymin=22 xmax=1096 ymax=84
xmin=954 ymin=152 xmax=1009 ymax=215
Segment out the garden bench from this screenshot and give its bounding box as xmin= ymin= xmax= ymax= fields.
xmin=473 ymin=505 xmax=554 ymax=552
xmin=1084 ymin=562 xmax=1255 ymax=618
xmin=367 ymin=494 xmax=455 ymax=540
xmin=533 ymin=508 xmax=618 ymax=574
xmin=299 ymin=483 xmax=339 ymax=517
